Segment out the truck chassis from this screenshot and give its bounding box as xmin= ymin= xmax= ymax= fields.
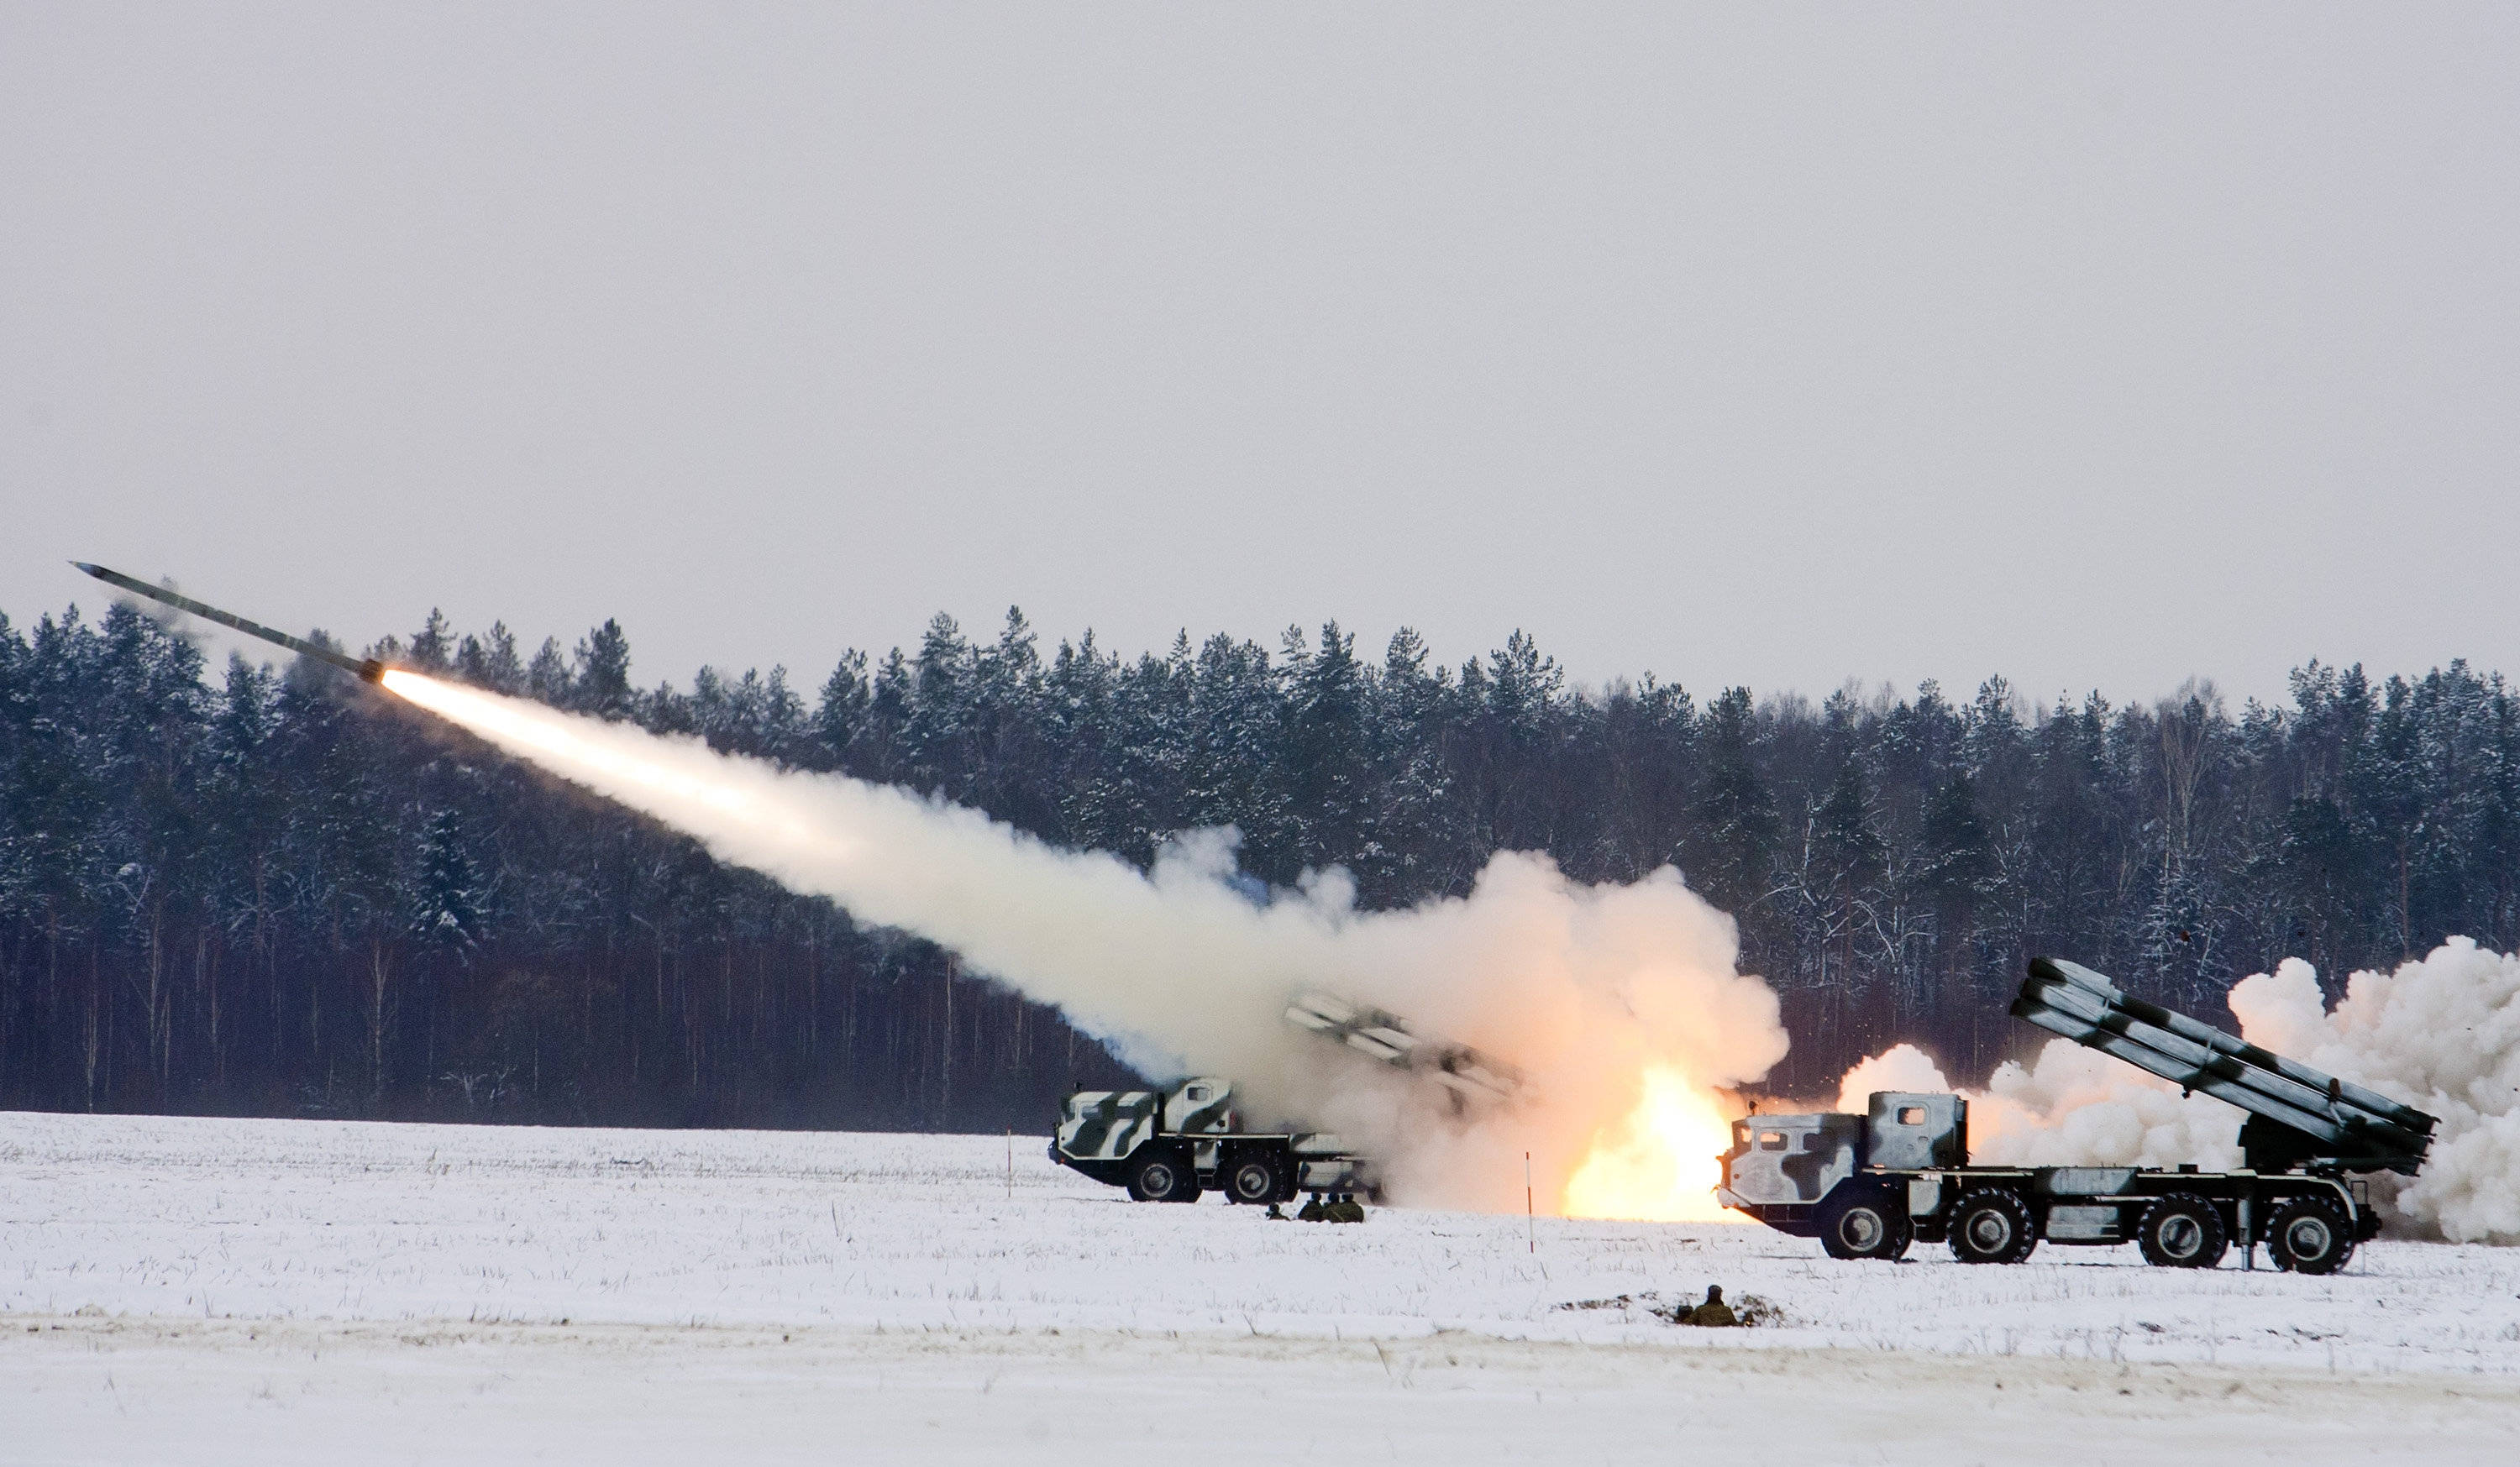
xmin=1724 ymin=1104 xmax=2374 ymax=1271
xmin=1050 ymin=1078 xmax=1369 ymax=1207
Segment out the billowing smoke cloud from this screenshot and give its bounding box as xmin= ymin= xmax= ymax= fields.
xmin=1834 ymin=1043 xmax=1952 ymax=1113
xmin=381 ymin=672 xmax=1787 ymax=1212
xmin=1836 ymin=940 xmax=2520 ymax=1244
xmin=2226 ymin=940 xmax=2520 ymax=1244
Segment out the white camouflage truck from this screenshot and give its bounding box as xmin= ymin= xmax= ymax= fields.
xmin=1719 ymin=957 xmax=2438 ymax=1273
xmin=1050 ymin=991 xmax=1520 ymax=1210
xmin=1049 ymin=1078 xmax=1368 ymax=1205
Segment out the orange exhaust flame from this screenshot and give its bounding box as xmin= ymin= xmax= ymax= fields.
xmin=1560 ymin=1065 xmax=1740 ymax=1222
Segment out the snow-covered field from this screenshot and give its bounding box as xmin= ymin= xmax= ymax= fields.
xmin=6 ymin=1112 xmax=2517 ymax=1464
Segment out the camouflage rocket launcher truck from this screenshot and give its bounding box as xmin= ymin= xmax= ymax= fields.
xmin=1049 ymin=1079 xmax=1369 ymax=1208
xmin=1049 ymin=991 xmax=1522 ymax=1213
xmin=1718 ymin=957 xmax=2439 ymax=1274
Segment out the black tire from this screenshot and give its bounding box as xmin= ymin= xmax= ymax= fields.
xmin=2266 ymin=1196 xmax=2355 ymax=1275
xmin=1819 ymin=1184 xmax=1914 ymax=1261
xmin=2136 ymin=1193 xmax=2229 ymax=1269
xmin=1947 ymin=1187 xmax=2039 ymax=1265
xmin=1125 ymin=1150 xmax=1198 ymax=1203
xmin=1225 ymin=1153 xmax=1284 ymax=1206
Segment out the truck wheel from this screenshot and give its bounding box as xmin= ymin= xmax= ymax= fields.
xmin=1126 ymin=1151 xmax=1198 ymax=1203
xmin=2136 ymin=1193 xmax=2229 ymax=1268
xmin=1819 ymin=1184 xmax=1913 ymax=1261
xmin=2266 ymin=1197 xmax=2354 ymax=1275
xmin=1225 ymin=1155 xmax=1284 ymax=1206
xmin=1947 ymin=1187 xmax=2038 ymax=1265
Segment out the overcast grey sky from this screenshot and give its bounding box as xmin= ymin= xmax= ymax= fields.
xmin=5 ymin=4 xmax=2515 ymax=708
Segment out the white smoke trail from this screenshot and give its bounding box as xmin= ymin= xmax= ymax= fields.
xmin=1835 ymin=940 xmax=2520 ymax=1243
xmin=379 ymin=671 xmax=1787 ymax=1213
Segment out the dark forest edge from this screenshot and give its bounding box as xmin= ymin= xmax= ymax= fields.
xmin=3 ymin=595 xmax=2514 ymax=1132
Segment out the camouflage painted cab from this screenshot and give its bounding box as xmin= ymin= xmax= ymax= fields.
xmin=1050 ymin=1077 xmax=1372 ymax=1207
xmin=1055 ymin=1088 xmax=1164 ymax=1166
xmin=1715 ymin=1111 xmax=1866 ymax=1230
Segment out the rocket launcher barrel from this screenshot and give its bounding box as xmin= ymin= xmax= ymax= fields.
xmin=72 ymin=563 xmax=386 ymax=683
xmin=1284 ymin=990 xmax=1524 ymax=1105
xmin=2012 ymin=956 xmax=2436 ymax=1174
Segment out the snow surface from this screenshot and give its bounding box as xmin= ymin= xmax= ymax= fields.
xmin=6 ymin=1111 xmax=2518 ymax=1464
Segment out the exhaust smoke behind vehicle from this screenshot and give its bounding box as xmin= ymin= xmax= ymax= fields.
xmin=377 ymin=666 xmax=1786 ymax=1215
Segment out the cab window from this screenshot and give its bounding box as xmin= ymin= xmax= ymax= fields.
xmin=1757 ymin=1132 xmax=1788 ymax=1150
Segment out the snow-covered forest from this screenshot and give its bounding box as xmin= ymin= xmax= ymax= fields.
xmin=3 ymin=595 xmax=2515 ymax=1129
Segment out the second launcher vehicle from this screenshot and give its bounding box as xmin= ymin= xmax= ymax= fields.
xmin=1719 ymin=956 xmax=2437 ymax=1274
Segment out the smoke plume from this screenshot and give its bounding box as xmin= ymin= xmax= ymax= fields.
xmin=2226 ymin=940 xmax=2520 ymax=1244
xmin=380 ymin=672 xmax=1786 ymax=1213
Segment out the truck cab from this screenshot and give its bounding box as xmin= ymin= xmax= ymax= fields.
xmin=1717 ymin=1092 xmax=1956 ymax=1237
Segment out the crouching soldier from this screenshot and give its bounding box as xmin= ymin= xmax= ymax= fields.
xmin=1686 ymin=1286 xmax=1736 ymax=1328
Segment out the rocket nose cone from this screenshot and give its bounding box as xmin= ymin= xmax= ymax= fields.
xmin=71 ymin=561 xmax=102 ymax=575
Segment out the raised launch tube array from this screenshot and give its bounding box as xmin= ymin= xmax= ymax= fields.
xmin=2012 ymin=956 xmax=2436 ymax=1174
xmin=1284 ymin=991 xmax=1524 ymax=1106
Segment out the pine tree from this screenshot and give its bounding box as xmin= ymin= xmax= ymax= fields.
xmin=906 ymin=613 xmax=974 ymax=796
xmin=1919 ymin=773 xmax=1992 ymax=909
xmin=409 ymin=610 xmax=454 ymax=672
xmin=811 ymin=650 xmax=872 ymax=773
xmin=455 ymin=622 xmax=526 ymax=693
xmin=526 ymin=637 xmax=573 ymax=705
xmin=1368 ymin=627 xmax=1467 ymax=899
xmin=1183 ymin=632 xmax=1287 ymax=877
xmin=1691 ymin=687 xmax=1777 ymax=916
xmin=1281 ymin=621 xmax=1368 ymax=872
xmin=969 ymin=609 xmax=1047 ymax=828
xmin=1814 ymin=755 xmax=1886 ymax=899
xmin=572 ymin=621 xmax=635 ymax=720
xmin=411 ymin=808 xmax=483 ymax=956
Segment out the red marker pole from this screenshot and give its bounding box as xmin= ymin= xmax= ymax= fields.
xmin=1525 ymin=1152 xmax=1535 ymax=1254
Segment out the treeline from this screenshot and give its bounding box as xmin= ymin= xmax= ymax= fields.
xmin=3 ymin=595 xmax=2515 ymax=1128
